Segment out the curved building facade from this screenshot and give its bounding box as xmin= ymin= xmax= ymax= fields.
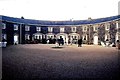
xmin=1 ymin=15 xmax=120 ymax=45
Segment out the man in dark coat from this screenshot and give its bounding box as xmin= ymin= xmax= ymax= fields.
xmin=78 ymin=38 xmax=82 ymax=47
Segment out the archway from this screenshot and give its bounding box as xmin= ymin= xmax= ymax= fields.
xmin=14 ymin=35 xmax=19 ymax=44
xmin=56 ymin=33 xmax=68 ymax=44
xmin=93 ymin=34 xmax=98 ymax=45
xmin=69 ymin=33 xmax=80 ymax=44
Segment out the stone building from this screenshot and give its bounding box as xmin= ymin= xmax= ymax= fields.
xmin=0 ymin=15 xmax=120 ymax=45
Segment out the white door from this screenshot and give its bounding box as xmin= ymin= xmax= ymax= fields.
xmin=14 ymin=35 xmax=18 ymax=44
xmin=94 ymin=36 xmax=98 ymax=45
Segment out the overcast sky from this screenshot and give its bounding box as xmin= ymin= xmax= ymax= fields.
xmin=0 ymin=0 xmax=120 ymax=21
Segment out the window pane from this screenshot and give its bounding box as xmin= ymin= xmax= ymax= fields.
xmin=2 ymin=23 xmax=6 ymax=29
xmin=14 ymin=25 xmax=18 ymax=30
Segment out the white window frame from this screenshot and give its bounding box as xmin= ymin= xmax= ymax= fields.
xmin=83 ymin=26 xmax=87 ymax=32
xmin=2 ymin=34 xmax=7 ymax=40
xmin=14 ymin=24 xmax=18 ymax=30
xmin=105 ymin=34 xmax=110 ymax=41
xmin=25 ymin=26 xmax=30 ymax=31
xmin=2 ymin=23 xmax=6 ymax=29
xmin=48 ymin=27 xmax=53 ymax=32
xmin=36 ymin=27 xmax=41 ymax=32
xmin=94 ymin=25 xmax=98 ymax=31
xmin=60 ymin=27 xmax=64 ymax=33
xmin=25 ymin=34 xmax=30 ymax=40
xmin=71 ymin=27 xmax=76 ymax=32
xmin=105 ymin=23 xmax=110 ymax=30
xmin=83 ymin=35 xmax=87 ymax=40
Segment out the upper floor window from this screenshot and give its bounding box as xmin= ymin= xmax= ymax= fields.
xmin=83 ymin=26 xmax=87 ymax=32
xmin=71 ymin=27 xmax=76 ymax=32
xmin=60 ymin=27 xmax=64 ymax=33
xmin=2 ymin=23 xmax=6 ymax=29
xmin=105 ymin=23 xmax=110 ymax=30
xmin=93 ymin=25 xmax=98 ymax=31
xmin=48 ymin=27 xmax=53 ymax=32
xmin=36 ymin=27 xmax=41 ymax=32
xmin=14 ymin=24 xmax=18 ymax=30
xmin=25 ymin=25 xmax=30 ymax=31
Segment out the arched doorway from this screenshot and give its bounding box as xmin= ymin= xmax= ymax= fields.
xmin=14 ymin=35 xmax=19 ymax=44
xmin=93 ymin=34 xmax=98 ymax=45
xmin=69 ymin=33 xmax=80 ymax=44
xmin=56 ymin=33 xmax=68 ymax=44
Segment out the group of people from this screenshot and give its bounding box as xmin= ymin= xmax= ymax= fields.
xmin=56 ymin=36 xmax=83 ymax=47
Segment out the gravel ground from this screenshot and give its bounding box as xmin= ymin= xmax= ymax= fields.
xmin=2 ymin=44 xmax=120 ymax=80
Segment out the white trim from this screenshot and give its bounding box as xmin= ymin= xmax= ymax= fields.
xmin=25 ymin=34 xmax=30 ymax=40
xmin=60 ymin=27 xmax=65 ymax=33
xmin=2 ymin=23 xmax=6 ymax=29
xmin=36 ymin=27 xmax=41 ymax=32
xmin=93 ymin=34 xmax=98 ymax=45
xmin=105 ymin=23 xmax=110 ymax=30
xmin=14 ymin=24 xmax=18 ymax=30
xmin=93 ymin=25 xmax=98 ymax=31
xmin=82 ymin=25 xmax=87 ymax=32
xmin=14 ymin=35 xmax=19 ymax=44
xmin=48 ymin=27 xmax=53 ymax=33
xmin=71 ymin=27 xmax=77 ymax=32
xmin=25 ymin=25 xmax=30 ymax=31
xmin=33 ymin=33 xmax=43 ymax=40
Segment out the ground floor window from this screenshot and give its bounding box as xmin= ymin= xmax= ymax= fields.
xmin=25 ymin=34 xmax=30 ymax=40
xmin=2 ymin=34 xmax=7 ymax=42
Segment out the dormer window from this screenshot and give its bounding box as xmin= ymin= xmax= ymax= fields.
xmin=14 ymin=24 xmax=18 ymax=30
xmin=60 ymin=27 xmax=64 ymax=33
xmin=71 ymin=27 xmax=76 ymax=32
xmin=48 ymin=27 xmax=53 ymax=32
xmin=25 ymin=25 xmax=30 ymax=31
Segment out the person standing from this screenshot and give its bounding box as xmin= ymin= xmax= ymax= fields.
xmin=116 ymin=40 xmax=120 ymax=49
xmin=78 ymin=38 xmax=82 ymax=47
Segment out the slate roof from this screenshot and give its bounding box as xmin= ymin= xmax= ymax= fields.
xmin=1 ymin=15 xmax=120 ymax=26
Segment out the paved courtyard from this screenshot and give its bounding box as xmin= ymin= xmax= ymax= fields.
xmin=2 ymin=44 xmax=120 ymax=80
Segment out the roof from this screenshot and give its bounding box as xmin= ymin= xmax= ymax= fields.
xmin=1 ymin=15 xmax=120 ymax=26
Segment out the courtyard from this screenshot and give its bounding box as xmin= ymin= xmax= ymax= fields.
xmin=2 ymin=44 xmax=120 ymax=79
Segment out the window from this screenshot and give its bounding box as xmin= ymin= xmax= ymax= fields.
xmin=48 ymin=27 xmax=53 ymax=32
xmin=105 ymin=34 xmax=110 ymax=41
xmin=25 ymin=34 xmax=30 ymax=40
xmin=14 ymin=24 xmax=18 ymax=30
xmin=105 ymin=23 xmax=110 ymax=30
xmin=2 ymin=34 xmax=7 ymax=40
xmin=83 ymin=35 xmax=87 ymax=40
xmin=36 ymin=27 xmax=41 ymax=32
xmin=60 ymin=27 xmax=64 ymax=32
xmin=94 ymin=26 xmax=98 ymax=31
xmin=2 ymin=23 xmax=6 ymax=29
xmin=25 ymin=26 xmax=30 ymax=31
xmin=83 ymin=26 xmax=87 ymax=32
xmin=71 ymin=27 xmax=76 ymax=32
